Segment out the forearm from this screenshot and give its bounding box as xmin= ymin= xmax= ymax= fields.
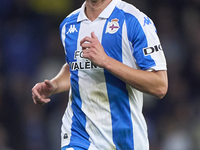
xmin=80 ymin=32 xmax=168 ymax=99
xmin=103 ymin=56 xmax=168 ymax=99
xmin=50 ymin=63 xmax=71 ymax=94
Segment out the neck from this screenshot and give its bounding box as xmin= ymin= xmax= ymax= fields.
xmin=85 ymin=0 xmax=112 ymax=21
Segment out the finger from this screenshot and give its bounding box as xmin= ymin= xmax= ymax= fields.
xmin=44 ymin=79 xmax=53 ymax=88
xmin=32 ymin=95 xmax=37 ymax=104
xmin=82 ymin=50 xmax=90 ymax=58
xmin=80 ymin=36 xmax=93 ymax=46
xmin=80 ymin=37 xmax=88 ymax=46
xmin=39 ymin=98 xmax=51 ymax=104
xmin=32 ymin=93 xmax=41 ymax=104
xmin=35 ymin=100 xmax=45 ymax=105
xmin=91 ymin=31 xmax=97 ymax=39
xmin=32 ymin=87 xmax=41 ymax=100
xmin=33 ymin=94 xmax=51 ymax=105
xmin=81 ymin=42 xmax=92 ymax=50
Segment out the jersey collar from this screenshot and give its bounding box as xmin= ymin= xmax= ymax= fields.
xmin=77 ymin=0 xmax=121 ymax=22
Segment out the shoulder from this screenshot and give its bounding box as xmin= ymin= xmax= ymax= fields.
xmin=116 ymin=1 xmax=157 ymax=39
xmin=60 ymin=8 xmax=81 ymax=30
xmin=66 ymin=8 xmax=81 ymax=20
xmin=116 ymin=1 xmax=141 ymax=15
xmin=116 ymin=1 xmax=151 ymax=27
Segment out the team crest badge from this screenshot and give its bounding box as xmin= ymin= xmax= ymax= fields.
xmin=106 ymin=18 xmax=120 ymax=34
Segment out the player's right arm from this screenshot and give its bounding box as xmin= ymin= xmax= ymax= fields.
xmin=32 ymin=63 xmax=71 ymax=105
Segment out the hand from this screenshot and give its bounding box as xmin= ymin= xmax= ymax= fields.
xmin=80 ymin=32 xmax=108 ymax=68
xmin=32 ymin=79 xmax=55 ymax=105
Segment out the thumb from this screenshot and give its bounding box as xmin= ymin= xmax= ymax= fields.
xmin=44 ymin=79 xmax=53 ymax=88
xmin=91 ymin=31 xmax=97 ymax=39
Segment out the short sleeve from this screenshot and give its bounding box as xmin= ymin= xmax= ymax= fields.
xmin=126 ymin=14 xmax=167 ymax=71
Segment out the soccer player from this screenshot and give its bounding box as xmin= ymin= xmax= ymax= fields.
xmin=32 ymin=0 xmax=168 ymax=149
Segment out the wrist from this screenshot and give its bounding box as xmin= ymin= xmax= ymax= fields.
xmin=50 ymin=79 xmax=58 ymax=94
xmin=102 ymin=56 xmax=114 ymax=71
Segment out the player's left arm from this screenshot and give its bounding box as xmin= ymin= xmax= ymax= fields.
xmin=102 ymin=59 xmax=168 ymax=99
xmin=81 ymin=32 xmax=168 ymax=99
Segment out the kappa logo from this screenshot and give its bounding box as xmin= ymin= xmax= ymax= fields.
xmin=106 ymin=18 xmax=120 ymax=34
xmin=143 ymin=17 xmax=152 ymax=26
xmin=67 ymin=25 xmax=78 ymax=34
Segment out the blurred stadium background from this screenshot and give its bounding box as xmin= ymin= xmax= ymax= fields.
xmin=0 ymin=0 xmax=200 ymax=150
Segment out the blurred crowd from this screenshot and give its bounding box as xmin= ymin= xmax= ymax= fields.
xmin=0 ymin=0 xmax=200 ymax=150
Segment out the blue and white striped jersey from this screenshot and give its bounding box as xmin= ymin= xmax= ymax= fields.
xmin=59 ymin=0 xmax=167 ymax=150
